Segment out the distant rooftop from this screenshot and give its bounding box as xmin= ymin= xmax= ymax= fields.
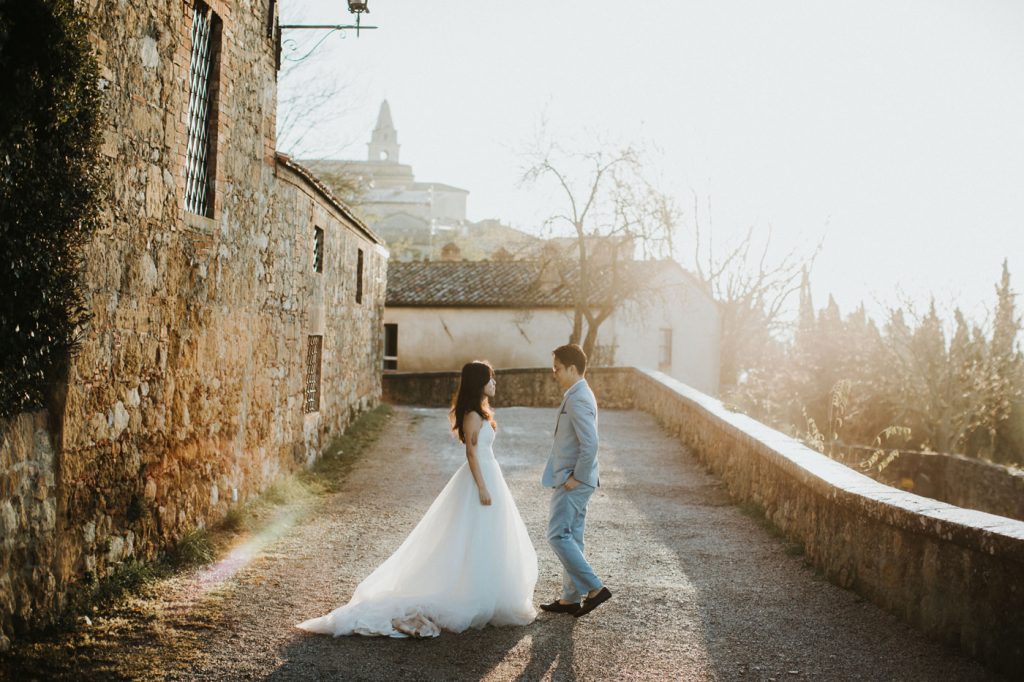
xmin=386 ymin=259 xmax=695 ymax=308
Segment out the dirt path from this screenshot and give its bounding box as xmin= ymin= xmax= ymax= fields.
xmin=5 ymin=407 xmax=1000 ymax=681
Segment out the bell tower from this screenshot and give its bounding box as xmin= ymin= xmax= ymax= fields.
xmin=367 ymin=100 xmax=400 ymax=163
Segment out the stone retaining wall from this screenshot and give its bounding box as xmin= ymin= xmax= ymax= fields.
xmin=0 ymin=412 xmax=58 ymax=651
xmin=384 ymin=366 xmax=1024 ymax=675
xmin=382 ymin=367 xmax=637 ymax=410
xmin=629 ymin=369 xmax=1024 ymax=677
xmin=838 ymin=448 xmax=1024 ymax=522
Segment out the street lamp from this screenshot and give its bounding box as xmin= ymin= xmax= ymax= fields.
xmin=280 ymin=0 xmax=377 ymax=38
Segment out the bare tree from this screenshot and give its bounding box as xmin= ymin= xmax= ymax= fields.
xmin=275 ymin=7 xmax=361 ymax=160
xmin=521 ymin=141 xmax=678 ymax=359
xmin=688 ymin=192 xmax=822 ymax=387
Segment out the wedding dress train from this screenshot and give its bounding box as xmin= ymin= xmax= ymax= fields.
xmin=296 ymin=421 xmax=538 ymax=637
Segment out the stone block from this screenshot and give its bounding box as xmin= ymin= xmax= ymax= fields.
xmin=140 ymin=35 xmax=159 ymax=68
xmin=82 ymin=521 xmax=96 ymax=546
xmin=110 ymin=402 xmax=130 ymax=440
xmin=0 ymin=502 xmax=18 ymax=537
xmin=107 ymin=536 xmax=125 ymax=563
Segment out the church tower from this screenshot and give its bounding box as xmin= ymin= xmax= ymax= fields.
xmin=367 ymin=100 xmax=400 ymax=163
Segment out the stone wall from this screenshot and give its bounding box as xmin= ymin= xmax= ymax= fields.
xmin=0 ymin=412 xmax=57 ymax=651
xmin=628 ymin=369 xmax=1024 ymax=677
xmin=382 ymin=367 xmax=637 ymax=410
xmin=384 ymin=366 xmax=1024 ymax=674
xmin=0 ymin=0 xmax=387 ymax=645
xmin=837 ymin=447 xmax=1024 ymax=522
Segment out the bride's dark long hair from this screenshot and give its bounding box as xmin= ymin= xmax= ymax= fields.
xmin=449 ymin=361 xmax=497 ymax=444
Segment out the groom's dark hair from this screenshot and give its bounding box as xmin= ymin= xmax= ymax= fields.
xmin=553 ymin=344 xmax=587 ymax=375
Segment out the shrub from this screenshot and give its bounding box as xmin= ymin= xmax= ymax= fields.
xmin=0 ymin=0 xmax=104 ymax=417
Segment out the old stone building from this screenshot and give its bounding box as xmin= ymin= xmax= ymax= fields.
xmin=0 ymin=0 xmax=386 ymax=646
xmin=304 ymin=101 xmax=540 ymax=262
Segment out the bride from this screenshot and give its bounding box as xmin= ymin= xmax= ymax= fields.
xmin=296 ymin=361 xmax=538 ymax=638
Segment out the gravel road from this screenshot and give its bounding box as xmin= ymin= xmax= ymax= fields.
xmin=6 ymin=406 xmax=1001 ymax=681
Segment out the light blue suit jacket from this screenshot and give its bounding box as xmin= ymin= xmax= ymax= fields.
xmin=542 ymin=379 xmax=600 ymax=488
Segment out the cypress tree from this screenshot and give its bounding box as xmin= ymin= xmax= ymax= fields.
xmin=987 ymin=260 xmax=1023 ymax=462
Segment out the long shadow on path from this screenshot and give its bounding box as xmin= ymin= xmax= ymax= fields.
xmin=269 ymin=615 xmax=578 ymax=681
xmin=607 ymin=409 xmax=1001 ymax=681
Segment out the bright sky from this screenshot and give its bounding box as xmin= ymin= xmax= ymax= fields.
xmin=281 ymin=1 xmax=1024 ymax=326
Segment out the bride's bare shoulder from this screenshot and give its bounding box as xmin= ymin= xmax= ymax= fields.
xmin=463 ymin=410 xmax=483 ymax=428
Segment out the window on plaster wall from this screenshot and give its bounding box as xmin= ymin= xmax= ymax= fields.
xmin=383 ymin=323 xmax=398 ymax=370
xmin=313 ymin=227 xmax=324 ymax=273
xmin=658 ymin=328 xmax=673 ymax=370
xmin=356 ymin=249 xmax=364 ymax=304
xmin=183 ymin=1 xmax=222 ymax=218
xmin=304 ymin=335 xmax=323 ymax=413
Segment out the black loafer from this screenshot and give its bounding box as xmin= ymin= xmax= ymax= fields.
xmin=539 ymin=599 xmax=580 ymax=614
xmin=574 ymin=587 xmax=612 ymax=618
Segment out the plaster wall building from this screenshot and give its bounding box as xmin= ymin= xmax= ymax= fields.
xmin=384 ymin=261 xmax=721 ymax=395
xmin=0 ymin=0 xmax=386 ymax=644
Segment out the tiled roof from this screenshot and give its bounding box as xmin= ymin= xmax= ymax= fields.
xmin=386 ymin=261 xmax=561 ymax=307
xmin=385 ymin=259 xmax=696 ymax=308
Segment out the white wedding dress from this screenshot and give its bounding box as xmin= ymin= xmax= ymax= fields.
xmin=296 ymin=421 xmax=538 ymax=638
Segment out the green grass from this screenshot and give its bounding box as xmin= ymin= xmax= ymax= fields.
xmin=89 ymin=559 xmax=166 ymax=608
xmin=164 ymin=528 xmax=216 ymax=568
xmin=240 ymin=404 xmax=394 ymax=519
xmin=305 ymin=404 xmax=393 ymax=492
xmin=218 ymin=505 xmax=246 ymax=533
xmin=260 ymin=476 xmax=317 ymax=506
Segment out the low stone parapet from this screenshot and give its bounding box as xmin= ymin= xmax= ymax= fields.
xmin=836 ymin=447 xmax=1024 ymax=523
xmin=628 ymin=368 xmax=1024 ymax=677
xmin=383 ymin=367 xmax=637 ymax=410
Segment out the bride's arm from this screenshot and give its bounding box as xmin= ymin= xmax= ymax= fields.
xmin=463 ymin=412 xmax=492 ymax=506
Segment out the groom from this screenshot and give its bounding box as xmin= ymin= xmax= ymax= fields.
xmin=540 ymin=344 xmax=612 ymax=618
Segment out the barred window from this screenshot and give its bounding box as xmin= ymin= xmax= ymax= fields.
xmin=313 ymin=227 xmax=324 ymax=273
xmin=303 ymin=335 xmax=323 ymax=413
xmin=184 ymin=2 xmax=221 ymax=217
xmin=355 ymin=249 xmax=364 ymax=304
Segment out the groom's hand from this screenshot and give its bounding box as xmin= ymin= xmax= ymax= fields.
xmin=563 ymin=475 xmax=579 ymax=491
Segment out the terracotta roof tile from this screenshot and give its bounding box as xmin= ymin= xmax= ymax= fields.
xmin=386 ymin=261 xmax=562 ymax=307
xmin=385 ymin=259 xmax=693 ymax=308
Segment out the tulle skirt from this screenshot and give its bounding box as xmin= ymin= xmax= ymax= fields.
xmin=296 ymin=455 xmax=538 ymax=638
